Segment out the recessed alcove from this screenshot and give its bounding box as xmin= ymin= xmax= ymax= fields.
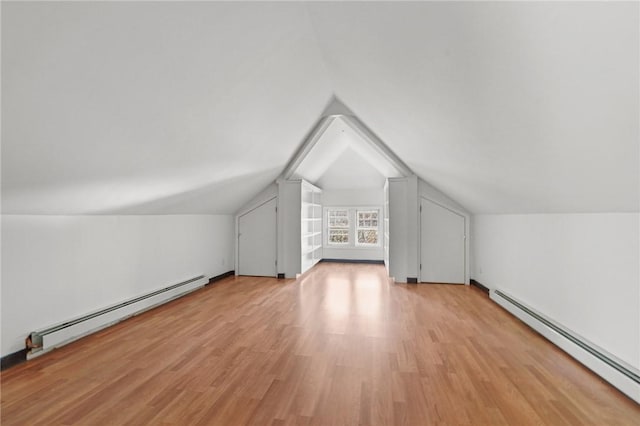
xmin=235 ymin=99 xmax=470 ymax=283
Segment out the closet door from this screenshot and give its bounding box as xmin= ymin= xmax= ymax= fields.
xmin=420 ymin=198 xmax=465 ymax=284
xmin=238 ymin=198 xmax=277 ymax=277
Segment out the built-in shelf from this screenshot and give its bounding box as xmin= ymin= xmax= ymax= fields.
xmin=383 ymin=180 xmax=390 ymax=272
xmin=301 ymin=180 xmax=323 ymax=274
xmin=302 ymin=232 xmax=322 ymax=238
xmin=302 ymin=245 xmax=323 ymax=256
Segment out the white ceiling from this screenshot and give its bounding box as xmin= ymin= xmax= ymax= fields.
xmin=291 ymin=116 xmax=403 ymax=188
xmin=316 ymin=147 xmax=387 ymax=191
xmin=307 ymin=1 xmax=639 ymax=213
xmin=2 ymin=2 xmax=638 ymax=214
xmin=2 ymin=2 xmax=332 ymax=214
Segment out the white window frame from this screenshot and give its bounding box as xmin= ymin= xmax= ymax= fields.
xmin=326 ymin=208 xmax=350 ymax=245
xmin=355 ymin=209 xmax=380 ymax=247
xmin=324 ymin=206 xmax=382 ymax=248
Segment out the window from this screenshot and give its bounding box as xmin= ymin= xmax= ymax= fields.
xmin=327 ymin=209 xmax=349 ymax=244
xmin=356 ymin=210 xmax=379 ymax=245
xmin=325 ymin=207 xmax=381 ymax=247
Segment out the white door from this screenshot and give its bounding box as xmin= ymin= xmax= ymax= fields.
xmin=238 ymin=198 xmax=277 ymax=277
xmin=420 ymin=198 xmax=465 ymax=284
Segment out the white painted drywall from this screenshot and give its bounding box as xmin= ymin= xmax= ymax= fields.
xmin=2 ymin=2 xmax=332 ymax=214
xmin=293 ymin=116 xmax=399 ymax=187
xmin=315 ymin=147 xmax=387 ymax=190
xmin=322 ymin=188 xmax=384 ymax=207
xmin=6 ymin=2 xmax=636 ymax=217
xmin=387 ymin=179 xmax=408 ymax=282
xmin=309 ymin=1 xmax=638 ymax=213
xmin=277 ymin=181 xmax=303 ymax=278
xmin=235 ymin=183 xmax=278 ymax=217
xmin=322 ymin=188 xmax=384 ymax=261
xmin=1 ymin=214 xmax=235 ymax=357
xmin=406 ymin=176 xmax=420 ymax=280
xmin=322 ymin=247 xmax=383 ymax=262
xmin=472 ymin=213 xmax=640 ymax=369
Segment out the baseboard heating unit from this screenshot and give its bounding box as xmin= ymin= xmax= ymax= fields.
xmin=490 ymin=289 xmax=640 ymax=404
xmin=26 ymin=275 xmax=208 ymax=359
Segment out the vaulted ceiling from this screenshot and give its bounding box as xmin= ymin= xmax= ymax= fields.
xmin=2 ymin=1 xmax=637 ymax=214
xmin=290 ymin=115 xmax=405 ymax=190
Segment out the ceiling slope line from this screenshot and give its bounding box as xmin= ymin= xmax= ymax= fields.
xmin=340 ymin=115 xmax=413 ymax=178
xmin=279 ymin=115 xmax=336 ymax=181
xmin=280 ymin=97 xmax=413 ymax=182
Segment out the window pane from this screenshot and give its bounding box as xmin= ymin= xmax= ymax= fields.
xmin=358 ymin=230 xmax=378 ymax=244
xmin=356 ymin=210 xmax=379 ymax=245
xmin=334 ymin=217 xmax=349 ymax=227
xmin=358 ymin=211 xmax=378 ymax=228
xmin=328 ymin=209 xmax=350 ymax=244
xmin=329 ymin=229 xmax=349 ymax=243
xmin=329 ymin=210 xmax=349 ymax=227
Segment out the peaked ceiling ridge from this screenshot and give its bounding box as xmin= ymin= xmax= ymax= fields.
xmin=279 ymin=97 xmax=413 ymax=184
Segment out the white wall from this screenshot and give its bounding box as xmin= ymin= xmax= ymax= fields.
xmin=235 ymin=183 xmax=278 ymax=217
xmin=322 ymin=188 xmax=384 ymax=261
xmin=387 ymin=179 xmax=408 ymax=281
xmin=278 ymin=181 xmax=303 ymax=278
xmin=322 ymin=188 xmax=384 ymax=206
xmin=1 ymin=214 xmax=235 ymax=357
xmin=322 ymin=247 xmax=383 ymax=262
xmin=472 ymin=213 xmax=639 ymax=369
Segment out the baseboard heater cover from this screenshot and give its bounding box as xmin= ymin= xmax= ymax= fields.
xmin=27 ymin=275 xmax=208 ymax=359
xmin=490 ymin=289 xmax=640 ymax=403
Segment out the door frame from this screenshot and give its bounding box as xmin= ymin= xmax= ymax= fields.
xmin=418 ymin=196 xmax=468 ymax=284
xmin=235 ymin=196 xmax=278 ymax=277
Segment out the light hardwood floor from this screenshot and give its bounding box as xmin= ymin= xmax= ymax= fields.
xmin=2 ymin=263 xmax=639 ymax=425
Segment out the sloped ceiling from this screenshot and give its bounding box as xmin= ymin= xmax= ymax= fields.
xmin=2 ymin=2 xmax=638 ymax=215
xmin=1 ymin=2 xmax=332 ymax=214
xmin=307 ymin=1 xmax=639 ymax=213
xmin=290 ymin=116 xmax=404 ymax=188
xmin=316 ymin=147 xmax=387 ymax=190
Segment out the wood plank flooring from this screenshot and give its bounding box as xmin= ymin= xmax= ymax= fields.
xmin=2 ymin=263 xmax=639 ymax=425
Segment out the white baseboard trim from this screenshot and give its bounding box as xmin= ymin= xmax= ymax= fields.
xmin=490 ymin=289 xmax=640 ymax=404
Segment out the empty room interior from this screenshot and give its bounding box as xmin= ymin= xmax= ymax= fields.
xmin=1 ymin=1 xmax=639 ymax=425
